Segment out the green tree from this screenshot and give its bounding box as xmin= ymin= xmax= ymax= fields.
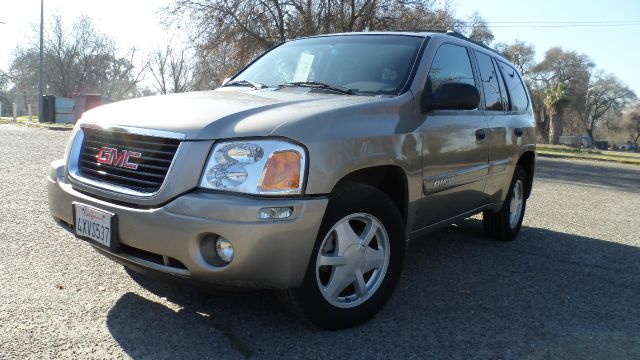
xmin=544 ymin=81 xmax=570 ymax=144
xmin=533 ymin=47 xmax=594 ymax=144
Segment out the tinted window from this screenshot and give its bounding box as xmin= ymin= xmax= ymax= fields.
xmin=234 ymin=35 xmax=424 ymax=95
xmin=426 ymin=44 xmax=475 ymax=94
xmin=497 ymin=61 xmax=529 ymax=111
xmin=493 ymin=58 xmax=510 ymax=110
xmin=475 ymin=51 xmax=503 ymax=111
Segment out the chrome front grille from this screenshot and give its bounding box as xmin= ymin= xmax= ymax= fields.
xmin=77 ymin=128 xmax=181 ymax=193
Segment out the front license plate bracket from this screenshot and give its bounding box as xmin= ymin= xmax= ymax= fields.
xmin=73 ymin=202 xmax=120 ymax=253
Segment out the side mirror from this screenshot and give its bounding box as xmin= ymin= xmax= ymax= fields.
xmin=421 ymin=82 xmax=480 ymax=112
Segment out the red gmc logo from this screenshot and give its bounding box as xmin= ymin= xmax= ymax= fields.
xmin=96 ymin=147 xmax=142 ymax=170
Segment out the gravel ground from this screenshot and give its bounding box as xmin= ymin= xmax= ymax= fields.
xmin=1 ymin=124 xmax=639 ymax=359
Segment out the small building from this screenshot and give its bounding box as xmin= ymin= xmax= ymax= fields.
xmin=41 ymin=94 xmax=103 ymax=124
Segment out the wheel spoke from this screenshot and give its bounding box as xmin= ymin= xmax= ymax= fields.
xmin=354 ymin=269 xmax=367 ymax=297
xmin=363 ymin=247 xmax=385 ymax=273
xmin=324 ymin=267 xmax=354 ymax=298
xmin=317 ymin=254 xmax=348 ymax=267
xmin=360 ymin=219 xmax=379 ymax=247
xmin=333 ymin=221 xmax=360 ymax=253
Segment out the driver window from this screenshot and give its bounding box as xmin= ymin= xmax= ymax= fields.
xmin=426 ymin=44 xmax=476 ymax=94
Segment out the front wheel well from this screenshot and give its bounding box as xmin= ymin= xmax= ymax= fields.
xmin=332 ymin=166 xmax=408 ymax=225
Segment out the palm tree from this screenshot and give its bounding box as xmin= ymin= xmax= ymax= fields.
xmin=544 ymin=81 xmax=569 ymax=144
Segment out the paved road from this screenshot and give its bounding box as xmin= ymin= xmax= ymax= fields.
xmin=1 ymin=124 xmax=639 ymax=359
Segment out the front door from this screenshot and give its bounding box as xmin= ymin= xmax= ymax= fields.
xmin=415 ymin=43 xmax=491 ymax=229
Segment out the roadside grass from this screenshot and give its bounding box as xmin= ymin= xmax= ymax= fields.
xmin=537 ymin=144 xmax=640 ymax=165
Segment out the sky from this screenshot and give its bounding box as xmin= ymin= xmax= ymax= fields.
xmin=1 ymin=0 xmax=639 ymax=94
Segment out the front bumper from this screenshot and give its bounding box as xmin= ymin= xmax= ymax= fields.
xmin=47 ymin=160 xmax=328 ymax=289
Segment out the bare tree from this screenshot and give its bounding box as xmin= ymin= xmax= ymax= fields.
xmin=466 ymin=11 xmax=494 ymax=45
xmin=164 ymin=0 xmax=475 ymax=89
xmin=623 ymin=102 xmax=640 ymax=143
xmin=149 ymin=39 xmax=192 ymax=94
xmin=495 ymin=40 xmax=536 ymax=78
xmin=579 ymin=72 xmax=636 ymax=143
xmin=7 ymin=14 xmax=147 ymax=109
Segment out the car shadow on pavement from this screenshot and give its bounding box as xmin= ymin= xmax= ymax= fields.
xmin=106 ymin=218 xmax=640 ymax=359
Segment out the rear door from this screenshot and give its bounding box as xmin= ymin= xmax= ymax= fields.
xmin=484 ymin=57 xmax=532 ymax=202
xmin=415 ymin=43 xmax=491 ymax=228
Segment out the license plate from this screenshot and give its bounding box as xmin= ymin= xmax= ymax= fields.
xmin=73 ymin=203 xmax=117 ymax=250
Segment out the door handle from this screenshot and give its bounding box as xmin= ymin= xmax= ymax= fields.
xmin=514 ymin=128 xmax=524 ymax=137
xmin=475 ymin=129 xmax=486 ymax=140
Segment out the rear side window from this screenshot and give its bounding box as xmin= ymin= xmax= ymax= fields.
xmin=492 ymin=58 xmax=510 ymax=111
xmin=426 ymin=44 xmax=475 ymax=93
xmin=475 ymin=51 xmax=504 ymax=111
xmin=497 ymin=61 xmax=529 ymax=111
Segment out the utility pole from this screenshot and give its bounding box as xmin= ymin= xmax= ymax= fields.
xmin=38 ymin=0 xmax=44 ymax=122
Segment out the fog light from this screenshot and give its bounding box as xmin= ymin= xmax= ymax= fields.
xmin=257 ymin=207 xmax=293 ymax=220
xmin=216 ymin=237 xmax=234 ymax=263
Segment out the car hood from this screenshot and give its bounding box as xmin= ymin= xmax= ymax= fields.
xmin=78 ymin=89 xmax=384 ymax=140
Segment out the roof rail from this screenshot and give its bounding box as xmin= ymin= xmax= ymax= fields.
xmin=392 ymin=29 xmax=450 ymax=33
xmin=443 ymin=30 xmax=503 ymax=57
xmin=386 ymin=29 xmax=504 ymax=57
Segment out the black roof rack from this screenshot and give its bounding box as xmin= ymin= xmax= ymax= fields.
xmin=392 ymin=29 xmax=504 ymax=57
xmin=442 ymin=30 xmax=503 ymax=57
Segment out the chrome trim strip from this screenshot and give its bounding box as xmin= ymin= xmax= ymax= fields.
xmin=80 ymin=122 xmax=186 ymax=140
xmin=67 ymin=126 xmax=183 ymax=198
xmin=488 ymin=159 xmax=512 ymax=174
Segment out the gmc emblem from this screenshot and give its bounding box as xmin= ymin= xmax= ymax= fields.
xmin=96 ymin=147 xmax=142 ymax=170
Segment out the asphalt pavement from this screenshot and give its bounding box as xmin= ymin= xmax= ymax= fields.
xmin=1 ymin=124 xmax=639 ymax=359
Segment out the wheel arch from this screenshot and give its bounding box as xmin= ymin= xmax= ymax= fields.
xmin=331 ymin=165 xmax=409 ymax=225
xmin=516 ymin=151 xmax=536 ymax=199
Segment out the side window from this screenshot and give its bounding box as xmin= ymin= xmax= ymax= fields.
xmin=427 ymin=44 xmax=475 ymax=94
xmin=497 ymin=61 xmax=529 ymax=112
xmin=493 ymin=58 xmax=511 ymax=111
xmin=475 ymin=51 xmax=503 ymax=111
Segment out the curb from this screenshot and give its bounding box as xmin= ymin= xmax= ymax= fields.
xmin=537 ymin=152 xmax=640 ymax=166
xmin=25 ymin=122 xmax=73 ymax=131
xmin=0 ymin=120 xmax=73 ymax=131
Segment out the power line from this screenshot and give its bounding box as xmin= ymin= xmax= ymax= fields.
xmin=458 ymin=23 xmax=640 ymax=28
xmin=456 ymin=20 xmax=640 ymax=28
xmin=465 ymin=20 xmax=640 ymax=24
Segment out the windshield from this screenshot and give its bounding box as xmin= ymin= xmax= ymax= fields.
xmin=232 ymin=35 xmax=425 ymax=95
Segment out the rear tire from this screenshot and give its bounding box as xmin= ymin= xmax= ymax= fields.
xmin=483 ymin=166 xmax=528 ymax=241
xmin=282 ymin=182 xmax=405 ymax=329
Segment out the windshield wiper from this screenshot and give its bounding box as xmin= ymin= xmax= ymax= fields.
xmin=278 ymin=81 xmax=353 ymax=95
xmin=223 ymin=79 xmax=267 ymax=90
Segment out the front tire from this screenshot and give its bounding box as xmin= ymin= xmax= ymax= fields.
xmin=483 ymin=166 xmax=528 ymax=241
xmin=283 ymin=183 xmax=405 ymax=329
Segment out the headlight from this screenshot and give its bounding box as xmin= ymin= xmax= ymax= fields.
xmin=199 ymin=139 xmax=306 ymax=195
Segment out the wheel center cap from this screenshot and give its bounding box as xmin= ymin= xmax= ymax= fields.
xmin=345 ymin=244 xmax=366 ymax=269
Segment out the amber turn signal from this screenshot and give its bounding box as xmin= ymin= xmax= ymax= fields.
xmin=258 ymin=150 xmax=302 ymax=192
